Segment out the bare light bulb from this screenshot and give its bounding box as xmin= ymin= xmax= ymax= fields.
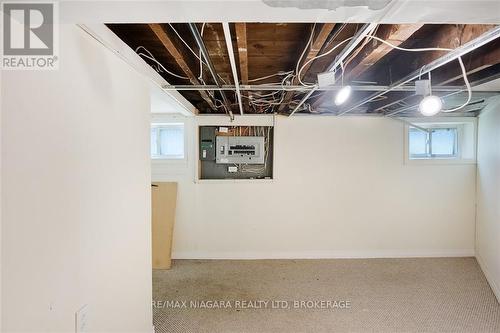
xmin=335 ymin=85 xmax=352 ymax=106
xmin=419 ymin=95 xmax=442 ymax=116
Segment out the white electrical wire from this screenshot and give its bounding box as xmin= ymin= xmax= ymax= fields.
xmin=140 ymin=23 xmax=471 ymax=114
xmin=297 ymin=37 xmax=354 ymax=82
xmin=248 ymin=71 xmax=294 ymax=83
xmin=198 ymin=23 xmax=206 ymax=80
xmin=295 ymin=34 xmax=472 ymax=113
xmin=295 ymin=23 xmax=317 ymax=87
xmin=441 ymin=57 xmax=471 ymax=112
xmin=135 ymin=46 xmax=189 ymax=80
xmin=167 ymin=23 xmax=209 ymax=67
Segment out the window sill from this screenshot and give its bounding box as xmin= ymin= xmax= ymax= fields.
xmin=405 ymin=158 xmax=476 ymax=166
xmin=151 ymin=159 xmax=189 ymax=169
xmin=195 ymin=178 xmax=274 ymax=184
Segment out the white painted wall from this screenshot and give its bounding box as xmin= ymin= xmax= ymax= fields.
xmin=153 ymin=115 xmax=476 ymax=259
xmin=1 ymin=25 xmax=152 ymax=332
xmin=59 ymin=0 xmax=500 ymax=24
xmin=0 ymin=60 xmax=3 ymax=331
xmin=476 ymin=97 xmax=500 ymax=302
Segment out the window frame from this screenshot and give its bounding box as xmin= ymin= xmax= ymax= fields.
xmin=409 ymin=125 xmax=460 ymax=160
xmin=403 ymin=118 xmax=477 ymax=166
xmin=150 ymin=122 xmax=186 ymax=161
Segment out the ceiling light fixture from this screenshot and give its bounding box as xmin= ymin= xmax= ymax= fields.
xmin=419 ymin=95 xmax=442 ymax=116
xmin=335 ymin=85 xmax=352 ymax=106
xmin=415 ymin=72 xmax=442 ymax=116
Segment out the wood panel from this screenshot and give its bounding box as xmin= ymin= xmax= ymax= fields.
xmin=278 ymin=23 xmax=336 ymax=111
xmin=152 ymin=182 xmax=178 ymax=270
xmin=246 ymin=23 xmax=310 ymax=84
xmin=235 ymin=23 xmax=250 ymax=112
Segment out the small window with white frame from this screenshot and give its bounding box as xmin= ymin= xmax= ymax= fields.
xmin=409 ymin=126 xmax=458 ymax=159
xmin=151 ymin=123 xmax=185 ymax=159
xmin=405 ymin=118 xmax=476 ymax=164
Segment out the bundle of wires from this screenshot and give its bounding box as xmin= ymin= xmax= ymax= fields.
xmin=227 ymin=126 xmax=272 ymax=177
xmin=136 ymin=23 xmax=472 ymax=115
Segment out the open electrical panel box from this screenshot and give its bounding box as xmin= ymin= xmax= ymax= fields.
xmin=198 ymin=125 xmax=274 ymax=180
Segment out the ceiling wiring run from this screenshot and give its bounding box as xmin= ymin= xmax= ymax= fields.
xmin=106 ymin=22 xmax=499 ymax=116
xmin=135 ymin=46 xmax=189 ymax=80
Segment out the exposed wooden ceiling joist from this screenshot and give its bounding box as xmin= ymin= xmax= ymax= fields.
xmin=278 ymin=23 xmax=336 ymax=112
xmin=338 ymin=24 xmax=499 ymax=113
xmin=433 ymin=40 xmax=500 ymax=85
xmin=347 ymin=24 xmax=425 ymax=80
xmin=148 ymin=23 xmax=217 ymax=111
xmin=312 ymin=24 xmax=424 ymax=109
xmin=107 ymin=22 xmax=500 ymax=116
xmin=235 ymin=23 xmax=250 ymax=112
xmin=340 ymin=25 xmax=500 ymax=116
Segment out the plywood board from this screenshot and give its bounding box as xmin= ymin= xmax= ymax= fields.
xmin=152 ymin=182 xmax=178 ymax=269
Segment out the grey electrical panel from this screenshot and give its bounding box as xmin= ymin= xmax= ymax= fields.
xmin=216 ymin=136 xmax=265 ymax=164
xmin=199 ymin=127 xmax=216 ymax=161
xmin=198 ymin=126 xmax=273 ymax=180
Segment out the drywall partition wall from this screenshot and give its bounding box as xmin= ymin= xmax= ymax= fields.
xmin=476 ymin=97 xmax=500 ymax=302
xmin=152 ymin=115 xmax=476 ymax=259
xmin=0 ymin=64 xmax=3 ymax=331
xmin=1 ymin=25 xmax=152 ymax=332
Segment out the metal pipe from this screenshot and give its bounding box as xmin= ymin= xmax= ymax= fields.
xmin=338 ymin=25 xmax=500 ymax=116
xmin=375 ymin=73 xmax=500 ymax=114
xmin=384 ymin=90 xmax=466 ymax=116
xmin=289 ymin=23 xmax=378 ymax=116
xmin=188 ymin=23 xmax=234 ymax=119
xmin=222 ymin=22 xmax=244 ymax=115
xmin=162 ymin=84 xmax=473 ymax=92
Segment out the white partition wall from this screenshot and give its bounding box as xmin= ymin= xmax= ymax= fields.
xmin=153 ymin=115 xmax=477 ymax=259
xmin=1 ymin=25 xmax=153 ymax=332
xmin=476 ymin=97 xmax=500 ymax=302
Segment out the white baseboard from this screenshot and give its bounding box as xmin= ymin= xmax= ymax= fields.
xmin=172 ymin=249 xmax=475 ymax=260
xmin=476 ymin=254 xmax=500 ymax=304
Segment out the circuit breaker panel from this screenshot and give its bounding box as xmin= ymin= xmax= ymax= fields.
xmin=216 ymin=136 xmax=265 ymax=164
xmin=199 ymin=127 xmax=216 ymax=161
xmin=198 ymin=126 xmax=273 ymax=180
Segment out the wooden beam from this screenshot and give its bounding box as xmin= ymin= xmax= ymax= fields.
xmin=235 ymin=23 xmax=249 ymax=84
xmin=407 ymin=24 xmax=497 ymax=74
xmin=235 ymin=23 xmax=250 ymax=112
xmin=433 ymin=40 xmax=500 ymax=85
xmin=278 ymin=23 xmax=336 ymax=112
xmin=148 ymin=23 xmax=217 ymax=111
xmin=312 ymin=24 xmax=423 ymax=109
xmin=347 ymin=24 xmax=424 ymax=80
xmin=369 ymin=24 xmax=498 ymax=113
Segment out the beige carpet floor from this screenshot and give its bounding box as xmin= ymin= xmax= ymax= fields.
xmin=153 ymin=258 xmax=500 ymax=333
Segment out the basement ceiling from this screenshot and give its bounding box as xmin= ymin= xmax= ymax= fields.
xmin=107 ymin=23 xmax=500 ymax=117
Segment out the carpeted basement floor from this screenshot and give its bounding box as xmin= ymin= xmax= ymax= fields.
xmin=152 ymin=258 xmax=500 ymax=333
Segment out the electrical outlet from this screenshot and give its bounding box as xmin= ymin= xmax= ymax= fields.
xmin=75 ymin=304 xmax=89 ymax=333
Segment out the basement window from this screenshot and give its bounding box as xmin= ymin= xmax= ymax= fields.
xmin=151 ymin=123 xmax=185 ymax=159
xmin=409 ymin=127 xmax=458 ymax=159
xmin=405 ymin=119 xmax=476 ymax=165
